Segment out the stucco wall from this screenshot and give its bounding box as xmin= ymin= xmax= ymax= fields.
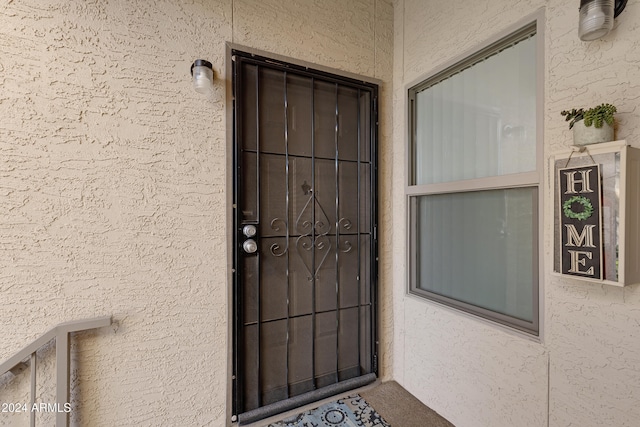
xmin=393 ymin=1 xmax=640 ymax=427
xmin=0 ymin=0 xmax=393 ymax=425
xmin=7 ymin=0 xmax=640 ymax=426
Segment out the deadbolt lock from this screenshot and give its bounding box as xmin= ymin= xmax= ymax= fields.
xmin=243 ymin=224 xmax=257 ymax=237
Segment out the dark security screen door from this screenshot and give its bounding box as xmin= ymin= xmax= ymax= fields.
xmin=232 ymin=51 xmax=378 ymax=421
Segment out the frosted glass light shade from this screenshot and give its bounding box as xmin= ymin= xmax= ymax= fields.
xmin=191 ymin=59 xmax=214 ymax=94
xmin=579 ymin=0 xmax=615 ymax=41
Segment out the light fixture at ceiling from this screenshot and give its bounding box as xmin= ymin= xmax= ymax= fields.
xmin=579 ymin=0 xmax=627 ymax=41
xmin=190 ymin=59 xmax=214 ymax=94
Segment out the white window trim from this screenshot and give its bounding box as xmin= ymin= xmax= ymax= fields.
xmin=404 ymin=9 xmax=545 ymax=337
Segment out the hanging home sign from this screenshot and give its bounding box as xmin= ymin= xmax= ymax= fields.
xmin=558 ymin=164 xmax=603 ymax=279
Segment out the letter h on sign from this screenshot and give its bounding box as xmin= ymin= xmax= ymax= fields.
xmin=558 ymin=164 xmax=603 ymax=279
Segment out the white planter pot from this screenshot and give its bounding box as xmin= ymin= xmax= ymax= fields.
xmin=572 ymin=121 xmax=614 ymax=146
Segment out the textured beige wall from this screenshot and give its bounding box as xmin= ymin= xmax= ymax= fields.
xmin=12 ymin=0 xmax=640 ymax=425
xmin=393 ymin=1 xmax=640 ymax=427
xmin=0 ymin=0 xmax=393 ymax=425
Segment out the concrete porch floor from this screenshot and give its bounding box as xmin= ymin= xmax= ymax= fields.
xmin=241 ymin=380 xmax=454 ymax=427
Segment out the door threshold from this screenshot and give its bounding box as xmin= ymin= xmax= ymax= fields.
xmin=237 ymin=373 xmax=377 ymax=426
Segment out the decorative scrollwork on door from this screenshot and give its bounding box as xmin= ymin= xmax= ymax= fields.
xmin=270 ymin=242 xmax=287 ymax=257
xmin=269 ymin=218 xmax=289 ymax=256
xmin=339 ymin=239 xmax=353 ymax=253
xmin=295 ymin=189 xmax=332 ymax=280
xmin=270 ymin=217 xmax=287 ymax=233
xmin=267 ymin=195 xmax=355 ymax=277
xmin=338 ymin=218 xmax=353 ymax=231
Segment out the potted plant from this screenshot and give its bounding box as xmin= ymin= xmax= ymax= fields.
xmin=561 ymin=103 xmax=617 ymax=146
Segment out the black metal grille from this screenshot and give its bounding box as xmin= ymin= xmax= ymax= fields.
xmin=232 ymin=51 xmax=378 ymax=419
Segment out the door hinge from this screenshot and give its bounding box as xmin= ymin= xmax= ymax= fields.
xmin=373 ymin=96 xmax=378 ymax=113
xmin=373 ymin=354 xmax=378 ymax=373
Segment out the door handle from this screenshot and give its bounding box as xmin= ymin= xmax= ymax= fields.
xmin=241 ymin=225 xmax=258 ymax=254
xmin=243 ymin=239 xmax=258 ymax=254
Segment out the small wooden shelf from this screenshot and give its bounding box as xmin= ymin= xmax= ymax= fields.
xmin=552 ymin=140 xmax=640 ymax=287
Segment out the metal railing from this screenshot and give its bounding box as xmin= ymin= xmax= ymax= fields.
xmin=0 ymin=316 xmax=112 ymax=427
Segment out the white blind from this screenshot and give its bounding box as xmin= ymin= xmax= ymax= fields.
xmin=414 ymin=35 xmax=537 ymax=185
xmin=416 ymin=188 xmax=536 ymax=322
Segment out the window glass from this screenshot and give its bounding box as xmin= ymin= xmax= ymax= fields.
xmin=414 ymin=36 xmax=537 ymax=185
xmin=408 ymin=19 xmax=540 ymax=335
xmin=416 ymin=188 xmax=536 ymax=322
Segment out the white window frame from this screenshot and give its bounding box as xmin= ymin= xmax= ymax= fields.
xmin=405 ymin=11 xmax=544 ymax=336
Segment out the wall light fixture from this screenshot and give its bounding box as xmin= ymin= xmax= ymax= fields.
xmin=579 ymin=0 xmax=627 ymax=41
xmin=190 ymin=59 xmax=214 ymax=94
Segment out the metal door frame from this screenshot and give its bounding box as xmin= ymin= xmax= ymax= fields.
xmin=230 ymin=48 xmax=379 ymax=423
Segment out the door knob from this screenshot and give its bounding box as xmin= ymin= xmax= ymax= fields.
xmin=243 ymin=239 xmax=258 ymax=254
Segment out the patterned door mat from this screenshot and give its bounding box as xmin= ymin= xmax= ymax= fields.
xmin=267 ymin=395 xmax=390 ymax=427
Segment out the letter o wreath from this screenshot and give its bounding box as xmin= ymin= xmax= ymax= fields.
xmin=563 ymin=195 xmax=594 ymax=221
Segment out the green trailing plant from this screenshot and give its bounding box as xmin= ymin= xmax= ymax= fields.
xmin=561 ymin=108 xmax=584 ymax=129
xmin=583 ymin=103 xmax=616 ymax=128
xmin=561 ymin=103 xmax=617 ymax=129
